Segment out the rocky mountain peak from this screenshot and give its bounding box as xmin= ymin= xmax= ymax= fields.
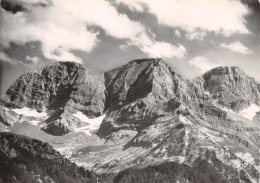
xmin=104 ymin=58 xmax=182 ymax=110
xmin=128 ymin=57 xmax=171 ymax=68
xmin=202 ymin=66 xmax=260 ymax=111
xmin=4 ymin=61 xmax=82 ymax=109
xmin=203 ymin=66 xmax=243 ymax=78
xmin=2 ymin=61 xmax=106 ymax=135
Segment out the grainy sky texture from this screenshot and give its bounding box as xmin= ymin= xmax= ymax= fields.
xmin=0 ymin=0 xmax=260 ymax=95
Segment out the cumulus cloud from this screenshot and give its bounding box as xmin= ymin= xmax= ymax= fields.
xmin=220 ymin=41 xmax=252 ymax=54
xmin=49 ymin=0 xmax=186 ymax=59
xmin=0 ymin=1 xmax=98 ymax=63
xmin=188 ymin=56 xmax=220 ymax=74
xmin=0 ymin=0 xmax=186 ymax=64
xmin=125 ymin=32 xmax=186 ymax=58
xmin=141 ymin=42 xmax=186 ymax=58
xmin=116 ymin=0 xmax=250 ymax=39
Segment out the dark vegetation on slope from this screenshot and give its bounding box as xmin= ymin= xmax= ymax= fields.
xmin=0 ymin=132 xmax=97 ymax=183
xmin=112 ymin=160 xmax=239 ymax=183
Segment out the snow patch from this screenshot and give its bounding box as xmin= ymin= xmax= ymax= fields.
xmin=221 ymin=104 xmax=260 ymax=121
xmin=55 ymin=146 xmax=74 ymax=158
xmin=231 ymin=159 xmax=241 ymax=169
xmin=239 ymin=104 xmax=260 ymax=120
xmin=177 ymin=156 xmax=186 ymax=163
xmin=199 ymin=127 xmax=222 ymax=142
xmin=179 ymin=115 xmax=192 ymax=125
xmin=235 ymin=152 xmax=254 ymax=165
xmin=73 ymin=111 xmax=105 ymax=136
xmin=182 ymin=128 xmax=190 ymax=156
xmin=28 ymin=120 xmax=41 ymax=126
xmin=12 ymin=107 xmax=48 ymax=118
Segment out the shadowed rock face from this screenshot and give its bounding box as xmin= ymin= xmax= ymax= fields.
xmin=257 ymin=83 xmax=260 ymax=92
xmin=104 ymin=58 xmax=206 ymax=111
xmin=203 ymin=66 xmax=260 ymax=110
xmin=3 ymin=62 xmax=106 ymax=135
xmin=99 ymin=58 xmax=207 ymax=136
xmin=5 ymin=62 xmax=81 ymax=110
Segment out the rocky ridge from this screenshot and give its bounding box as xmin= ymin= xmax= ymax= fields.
xmin=1 ymin=58 xmax=260 ymax=182
xmin=2 ymin=62 xmax=105 ymax=135
xmin=203 ymin=66 xmax=260 ymax=111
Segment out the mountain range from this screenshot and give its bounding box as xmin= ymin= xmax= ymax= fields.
xmin=1 ymin=58 xmax=260 ymax=183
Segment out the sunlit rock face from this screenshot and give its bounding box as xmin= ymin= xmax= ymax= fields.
xmin=202 ymin=66 xmax=260 ymax=111
xmin=99 ymin=58 xmax=206 ymax=136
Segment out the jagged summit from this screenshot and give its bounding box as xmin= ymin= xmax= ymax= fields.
xmin=1 ymin=59 xmax=260 ymax=136
xmin=2 ymin=61 xmax=105 ymax=135
xmin=1 ymin=58 xmax=260 ymax=182
xmin=129 ymin=57 xmax=166 ymax=65
xmin=202 ymin=65 xmax=260 ymax=110
xmin=104 ymin=57 xmax=188 ymax=110
xmin=203 ymin=66 xmax=244 ymax=78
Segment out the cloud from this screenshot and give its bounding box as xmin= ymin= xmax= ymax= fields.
xmin=220 ymin=41 xmax=252 ymax=54
xmin=0 ymin=0 xmax=185 ymax=63
xmin=0 ymin=1 xmax=98 ymax=63
xmin=26 ymin=56 xmax=40 ymax=64
xmin=124 ymin=32 xmax=186 ymax=58
xmin=141 ymin=42 xmax=186 ymax=58
xmin=0 ymin=52 xmax=18 ymax=65
xmin=53 ymin=0 xmax=185 ymax=59
xmin=116 ymin=0 xmax=145 ymax=12
xmin=175 ymin=29 xmax=181 ymax=38
xmin=116 ymin=0 xmax=250 ymax=38
xmin=188 ymin=56 xmax=220 ymax=74
xmin=185 ymin=30 xmax=207 ymax=41
xmin=56 ymin=0 xmax=145 ymax=40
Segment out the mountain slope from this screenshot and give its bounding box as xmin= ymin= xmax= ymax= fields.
xmin=99 ymin=58 xmax=206 ymax=136
xmin=1 ymin=58 xmax=260 ymax=182
xmin=0 ymin=132 xmax=97 ymax=183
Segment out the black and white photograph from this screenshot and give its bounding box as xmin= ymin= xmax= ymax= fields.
xmin=0 ymin=0 xmax=260 ymax=182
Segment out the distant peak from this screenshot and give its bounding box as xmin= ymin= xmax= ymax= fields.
xmin=203 ymin=66 xmax=244 ymax=77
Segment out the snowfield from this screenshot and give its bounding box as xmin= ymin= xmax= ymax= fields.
xmin=73 ymin=111 xmax=105 ymax=135
xmin=28 ymin=120 xmax=41 ymax=126
xmin=12 ymin=107 xmax=48 ymax=118
xmin=235 ymin=152 xmax=254 ymax=165
xmin=221 ymin=103 xmax=260 ymax=121
xmin=239 ymin=104 xmax=260 ymax=120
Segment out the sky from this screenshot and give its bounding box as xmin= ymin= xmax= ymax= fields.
xmin=0 ymin=0 xmax=260 ymax=95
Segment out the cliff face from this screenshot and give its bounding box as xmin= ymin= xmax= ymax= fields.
xmin=2 ymin=62 xmax=106 ymax=135
xmin=4 ymin=62 xmax=105 ymax=116
xmin=99 ymin=58 xmax=207 ymax=136
xmin=203 ymin=66 xmax=260 ymax=111
xmin=105 ymin=58 xmax=206 ymax=109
